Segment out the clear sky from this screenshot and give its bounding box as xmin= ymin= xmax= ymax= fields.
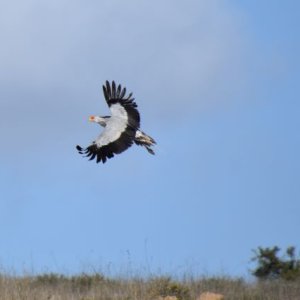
xmin=0 ymin=0 xmax=299 ymax=278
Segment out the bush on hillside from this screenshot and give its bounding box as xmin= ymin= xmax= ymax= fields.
xmin=251 ymin=246 xmax=300 ymax=281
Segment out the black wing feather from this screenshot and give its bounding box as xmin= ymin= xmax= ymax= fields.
xmin=111 ymin=81 xmax=116 ymax=98
xmin=76 ymin=124 xmax=136 ymax=164
xmin=116 ymin=84 xmax=121 ymax=98
xmin=120 ymin=87 xmax=126 ymax=99
xmin=102 ymin=81 xmax=140 ymax=129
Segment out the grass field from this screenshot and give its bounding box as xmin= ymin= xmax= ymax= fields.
xmin=0 ymin=273 xmax=299 ymax=300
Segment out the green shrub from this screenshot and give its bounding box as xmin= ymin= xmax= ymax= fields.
xmin=251 ymin=246 xmax=300 ymax=281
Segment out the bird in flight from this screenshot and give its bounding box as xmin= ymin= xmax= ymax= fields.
xmin=76 ymin=81 xmax=156 ymax=164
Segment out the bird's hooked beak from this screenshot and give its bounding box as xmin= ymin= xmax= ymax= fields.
xmin=89 ymin=116 xmax=95 ymax=122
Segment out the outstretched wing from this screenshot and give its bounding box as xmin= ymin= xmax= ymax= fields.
xmin=102 ymin=80 xmax=140 ymax=129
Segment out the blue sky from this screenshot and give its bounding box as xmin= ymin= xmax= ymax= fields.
xmin=0 ymin=0 xmax=299 ymax=277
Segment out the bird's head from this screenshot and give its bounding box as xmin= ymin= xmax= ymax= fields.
xmin=89 ymin=115 xmax=108 ymax=127
xmin=89 ymin=115 xmax=96 ymax=122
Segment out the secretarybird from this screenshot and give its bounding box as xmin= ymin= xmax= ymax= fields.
xmin=76 ymin=81 xmax=156 ymax=164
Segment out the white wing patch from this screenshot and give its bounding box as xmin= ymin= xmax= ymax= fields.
xmin=95 ymin=115 xmax=128 ymax=147
xmin=94 ymin=102 xmax=129 ymax=147
xmin=109 ymin=103 xmax=128 ymax=119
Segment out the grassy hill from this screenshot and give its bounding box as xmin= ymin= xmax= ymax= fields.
xmin=0 ymin=273 xmax=299 ymax=299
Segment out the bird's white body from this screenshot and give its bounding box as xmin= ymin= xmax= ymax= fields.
xmin=92 ymin=116 xmax=155 ymax=155
xmin=95 ymin=114 xmax=127 ymax=147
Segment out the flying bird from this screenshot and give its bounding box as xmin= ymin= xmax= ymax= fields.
xmin=76 ymin=81 xmax=156 ymax=163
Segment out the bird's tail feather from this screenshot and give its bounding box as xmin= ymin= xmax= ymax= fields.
xmin=134 ymin=130 xmax=156 ymax=155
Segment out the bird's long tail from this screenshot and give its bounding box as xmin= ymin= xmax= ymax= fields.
xmin=134 ymin=130 xmax=156 ymax=155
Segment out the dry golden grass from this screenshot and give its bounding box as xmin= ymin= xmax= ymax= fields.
xmin=0 ymin=273 xmax=299 ymax=300
xmin=197 ymin=292 xmax=224 ymax=300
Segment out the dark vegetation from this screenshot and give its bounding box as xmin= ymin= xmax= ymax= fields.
xmin=251 ymin=246 xmax=300 ymax=281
